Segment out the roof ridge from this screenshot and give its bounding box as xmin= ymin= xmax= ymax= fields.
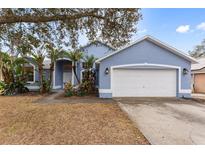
xmin=81 ymin=40 xmax=115 ymax=50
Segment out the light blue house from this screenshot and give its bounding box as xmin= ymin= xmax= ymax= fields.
xmin=25 ymin=40 xmax=114 ymax=90
xmin=25 ymin=35 xmax=197 ymax=98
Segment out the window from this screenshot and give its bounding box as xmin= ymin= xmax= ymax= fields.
xmin=24 ymin=64 xmax=35 ymax=83
xmin=63 ymin=64 xmax=72 ymax=72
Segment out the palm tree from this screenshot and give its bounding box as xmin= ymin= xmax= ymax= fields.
xmin=83 ymin=55 xmax=97 ymax=70
xmin=29 ymin=44 xmax=46 ymax=94
xmin=0 ymin=51 xmax=14 ymax=84
xmin=64 ymin=50 xmax=83 ymax=84
xmin=83 ymin=55 xmax=97 ymax=87
xmin=0 ymin=51 xmax=28 ymax=95
xmin=46 ymin=45 xmax=64 ymax=89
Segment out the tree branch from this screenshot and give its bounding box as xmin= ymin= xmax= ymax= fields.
xmin=0 ymin=12 xmax=105 ymax=24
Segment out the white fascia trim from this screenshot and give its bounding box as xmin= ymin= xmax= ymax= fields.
xmin=53 ymin=85 xmax=62 ymax=89
xmin=192 ymin=72 xmax=205 ymax=74
xmin=111 ymin=63 xmax=180 ymax=69
xmin=57 ymin=58 xmax=71 ymax=61
xmin=26 ymin=85 xmax=39 ymax=90
xmin=96 ymin=35 xmax=197 ymax=63
xmin=110 ymin=63 xmax=191 ymax=95
xmin=99 ymin=89 xmax=112 ymax=93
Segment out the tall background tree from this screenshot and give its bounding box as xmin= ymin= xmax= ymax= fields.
xmin=0 ymin=9 xmax=141 ymax=50
xmin=189 ymin=39 xmax=205 ymax=58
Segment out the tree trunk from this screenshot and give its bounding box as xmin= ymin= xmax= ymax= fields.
xmin=49 ymin=62 xmax=54 ymax=89
xmin=38 ymin=65 xmax=43 ymax=94
xmin=73 ymin=62 xmax=80 ymax=84
xmin=2 ymin=66 xmax=13 ymax=84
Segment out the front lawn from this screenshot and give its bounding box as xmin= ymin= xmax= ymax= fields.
xmin=0 ymin=95 xmax=148 ymax=144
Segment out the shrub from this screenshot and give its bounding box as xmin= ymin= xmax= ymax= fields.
xmin=15 ymin=81 xmax=29 ymax=94
xmin=65 ymin=90 xmax=73 ymax=97
xmin=64 ymin=81 xmax=73 ymax=97
xmin=0 ymin=81 xmax=5 ymax=95
xmin=42 ymin=78 xmax=51 ymax=93
xmin=78 ymin=81 xmax=89 ymax=95
xmin=1 ymin=81 xmax=29 ymax=96
xmin=64 ymin=80 xmax=97 ymax=97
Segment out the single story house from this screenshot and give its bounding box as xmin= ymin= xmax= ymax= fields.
xmin=191 ymin=57 xmax=205 ymax=94
xmin=23 ymin=35 xmax=197 ymax=98
xmin=25 ymin=40 xmax=115 ymax=90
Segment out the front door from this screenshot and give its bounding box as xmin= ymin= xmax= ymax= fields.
xmin=63 ymin=72 xmax=72 ymax=88
xmin=63 ymin=62 xmax=72 ymax=88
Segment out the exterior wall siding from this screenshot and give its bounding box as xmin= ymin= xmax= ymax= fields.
xmin=99 ymin=93 xmax=112 ymax=98
xmin=76 ymin=42 xmax=114 ymax=85
xmin=55 ymin=60 xmax=63 ymax=87
xmin=99 ymin=40 xmax=191 ymax=98
xmin=43 ymin=69 xmax=50 ymax=81
xmin=83 ymin=43 xmax=113 ymax=58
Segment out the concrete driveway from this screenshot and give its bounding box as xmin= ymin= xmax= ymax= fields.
xmin=117 ymin=98 xmax=205 ymax=145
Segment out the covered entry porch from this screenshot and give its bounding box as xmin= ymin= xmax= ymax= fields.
xmin=53 ymin=58 xmax=73 ymax=89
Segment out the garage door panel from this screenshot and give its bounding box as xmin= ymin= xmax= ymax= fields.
xmin=194 ymin=74 xmax=205 ymax=93
xmin=112 ymin=69 xmax=176 ymax=97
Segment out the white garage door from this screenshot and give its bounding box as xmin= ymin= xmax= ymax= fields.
xmin=112 ymin=69 xmax=176 ymax=97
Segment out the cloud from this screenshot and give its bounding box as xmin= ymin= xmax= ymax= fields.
xmin=176 ymin=25 xmax=190 ymax=33
xmin=196 ymin=22 xmax=205 ymax=31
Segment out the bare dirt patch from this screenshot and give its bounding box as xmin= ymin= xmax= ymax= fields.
xmin=0 ymin=95 xmax=148 ymax=144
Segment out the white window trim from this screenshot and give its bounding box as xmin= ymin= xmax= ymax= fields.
xmin=53 ymin=85 xmax=62 ymax=89
xmin=98 ymin=63 xmax=191 ymax=95
xmin=26 ymin=63 xmax=35 ymax=84
xmin=57 ymin=58 xmax=71 ymax=61
xmin=25 ymin=85 xmax=39 ymax=90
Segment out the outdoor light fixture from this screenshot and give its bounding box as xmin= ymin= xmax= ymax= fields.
xmin=105 ymin=67 xmax=109 ymax=75
xmin=183 ymin=68 xmax=189 ymax=75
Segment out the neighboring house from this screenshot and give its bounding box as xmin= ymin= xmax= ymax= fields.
xmin=191 ymin=57 xmax=205 ymax=94
xmin=25 ymin=35 xmax=197 ymax=98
